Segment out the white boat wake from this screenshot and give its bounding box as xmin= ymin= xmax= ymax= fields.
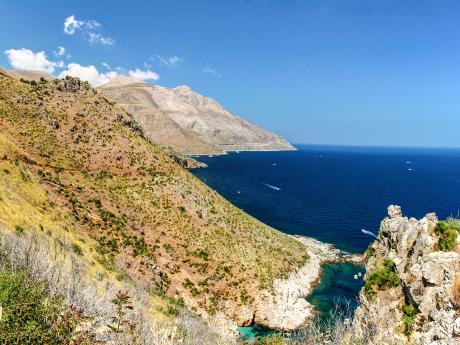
xmin=361 ymin=229 xmax=377 ymax=238
xmin=263 ymin=183 xmax=282 ymax=191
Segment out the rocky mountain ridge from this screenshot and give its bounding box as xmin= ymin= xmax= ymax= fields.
xmin=98 ymin=76 xmax=295 ymax=154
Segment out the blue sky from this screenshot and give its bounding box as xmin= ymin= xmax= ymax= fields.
xmin=1 ymin=0 xmax=460 ymax=147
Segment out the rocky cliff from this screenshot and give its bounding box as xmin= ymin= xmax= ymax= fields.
xmin=98 ymin=76 xmax=295 ymax=154
xmin=352 ymin=206 xmax=460 ymax=345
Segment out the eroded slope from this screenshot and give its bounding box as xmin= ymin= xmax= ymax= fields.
xmin=0 ymin=71 xmax=307 ymax=328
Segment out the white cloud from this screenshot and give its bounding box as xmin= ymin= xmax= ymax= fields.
xmin=54 ymin=46 xmax=66 ymax=57
xmin=128 ymin=68 xmax=159 ymax=81
xmin=154 ymin=54 xmax=182 ymax=67
xmin=64 ymin=15 xmax=100 ymax=35
xmin=63 ymin=15 xmax=114 ymax=46
xmin=4 ymin=48 xmax=61 ymax=74
xmin=58 ymin=63 xmax=117 ymax=86
xmin=88 ymin=32 xmax=115 ymax=46
xmin=64 ymin=15 xmax=81 ymax=35
xmin=202 ymin=67 xmax=221 ymax=78
xmin=101 ymin=62 xmax=111 ymax=69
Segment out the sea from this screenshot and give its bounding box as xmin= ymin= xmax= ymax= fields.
xmin=191 ymin=144 xmax=460 ymax=338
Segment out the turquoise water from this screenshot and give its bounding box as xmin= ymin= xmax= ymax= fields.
xmin=238 ymin=323 xmax=276 ymax=339
xmin=306 ymin=263 xmax=365 ymax=320
xmin=237 ymin=262 xmax=365 ymax=339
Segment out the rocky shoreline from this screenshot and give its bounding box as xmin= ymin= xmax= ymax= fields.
xmin=252 ymin=235 xmax=359 ymax=331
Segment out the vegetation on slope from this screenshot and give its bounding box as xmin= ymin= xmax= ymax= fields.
xmin=0 ymin=270 xmax=83 ymax=344
xmin=434 ymin=218 xmax=460 ymax=251
xmin=363 ymin=259 xmax=400 ymax=299
xmin=0 ymin=71 xmax=308 ymax=327
xmin=0 ymin=129 xmax=229 ymax=343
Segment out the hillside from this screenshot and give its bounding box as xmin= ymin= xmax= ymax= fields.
xmin=98 ymin=76 xmax=295 ymax=154
xmin=0 ymin=70 xmax=308 ymax=341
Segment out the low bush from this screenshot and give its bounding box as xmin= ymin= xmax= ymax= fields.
xmin=364 ymin=259 xmax=400 ymax=298
xmin=402 ymin=304 xmax=417 ymax=335
xmin=0 ymin=270 xmax=81 ymax=344
xmin=434 ymin=219 xmax=460 ymax=251
xmin=72 ymin=242 xmax=83 ymax=256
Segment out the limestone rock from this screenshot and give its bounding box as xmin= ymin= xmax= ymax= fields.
xmin=388 ymin=205 xmax=402 ymax=218
xmin=254 ymin=236 xmax=339 ymax=331
xmin=352 ymin=206 xmax=460 ymax=345
xmin=98 ymin=76 xmax=295 ymax=154
xmin=57 ymin=76 xmax=91 ymax=92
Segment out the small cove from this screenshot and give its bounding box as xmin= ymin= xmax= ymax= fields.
xmin=237 ymin=262 xmax=365 ymax=339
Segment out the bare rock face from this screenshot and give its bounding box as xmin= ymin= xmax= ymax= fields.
xmin=57 ymin=76 xmax=92 ymax=92
xmin=352 ymin=206 xmax=460 ymax=345
xmin=98 ymin=76 xmax=295 ymax=154
xmin=254 ymin=237 xmax=340 ymax=331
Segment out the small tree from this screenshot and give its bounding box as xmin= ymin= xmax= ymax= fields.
xmin=109 ymin=290 xmax=134 ymax=333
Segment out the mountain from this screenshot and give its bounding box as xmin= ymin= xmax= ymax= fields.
xmin=4 ymin=69 xmax=54 ymax=82
xmin=0 ymin=70 xmax=308 ymax=342
xmin=98 ymin=76 xmax=295 ymax=154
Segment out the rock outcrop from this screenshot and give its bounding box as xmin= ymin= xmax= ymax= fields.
xmin=98 ymin=76 xmax=295 ymax=154
xmin=254 ymin=236 xmax=340 ymax=330
xmin=352 ymin=206 xmax=460 ymax=345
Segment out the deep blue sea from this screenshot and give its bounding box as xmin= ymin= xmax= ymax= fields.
xmin=191 ymin=144 xmax=460 ymax=338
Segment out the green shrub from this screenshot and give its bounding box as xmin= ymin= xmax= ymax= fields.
xmin=15 ymin=225 xmax=24 ymax=235
xmin=72 ymin=243 xmax=83 ymax=256
xmin=365 ymin=245 xmax=376 ymax=258
xmin=0 ymin=271 xmax=80 ymax=344
xmin=402 ymin=303 xmax=417 ymax=335
xmin=248 ymin=333 xmax=284 ymax=345
xmin=434 ymin=220 xmax=460 ymax=251
xmin=364 ymin=259 xmax=400 ymax=298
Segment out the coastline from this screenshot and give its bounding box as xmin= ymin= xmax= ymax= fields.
xmin=251 ymin=235 xmax=364 ymax=332
xmin=252 ymin=236 xmax=341 ymax=331
xmin=185 ymin=146 xmax=298 ymax=157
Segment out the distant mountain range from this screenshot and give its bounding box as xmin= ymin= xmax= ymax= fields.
xmin=98 ymin=75 xmax=295 ymax=154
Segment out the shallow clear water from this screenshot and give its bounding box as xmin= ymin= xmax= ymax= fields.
xmin=191 ymin=145 xmax=460 ymax=338
xmin=237 ymin=262 xmax=365 ymax=339
xmin=306 ymin=263 xmax=365 ymax=319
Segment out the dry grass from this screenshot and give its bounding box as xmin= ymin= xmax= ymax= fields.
xmin=0 ymin=227 xmax=231 ymax=344
xmin=0 ymin=124 xmax=230 ymax=343
xmin=454 ymin=274 xmax=460 ymax=306
xmin=0 ymin=72 xmax=309 ymax=322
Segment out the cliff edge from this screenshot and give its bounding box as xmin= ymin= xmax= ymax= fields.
xmin=352 ymin=205 xmax=460 ymax=345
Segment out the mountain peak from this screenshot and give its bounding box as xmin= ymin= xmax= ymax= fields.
xmin=174 ymin=85 xmax=193 ymax=93
xmin=101 ymin=75 xmax=144 ymax=88
xmin=100 ymin=81 xmax=295 ymax=154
